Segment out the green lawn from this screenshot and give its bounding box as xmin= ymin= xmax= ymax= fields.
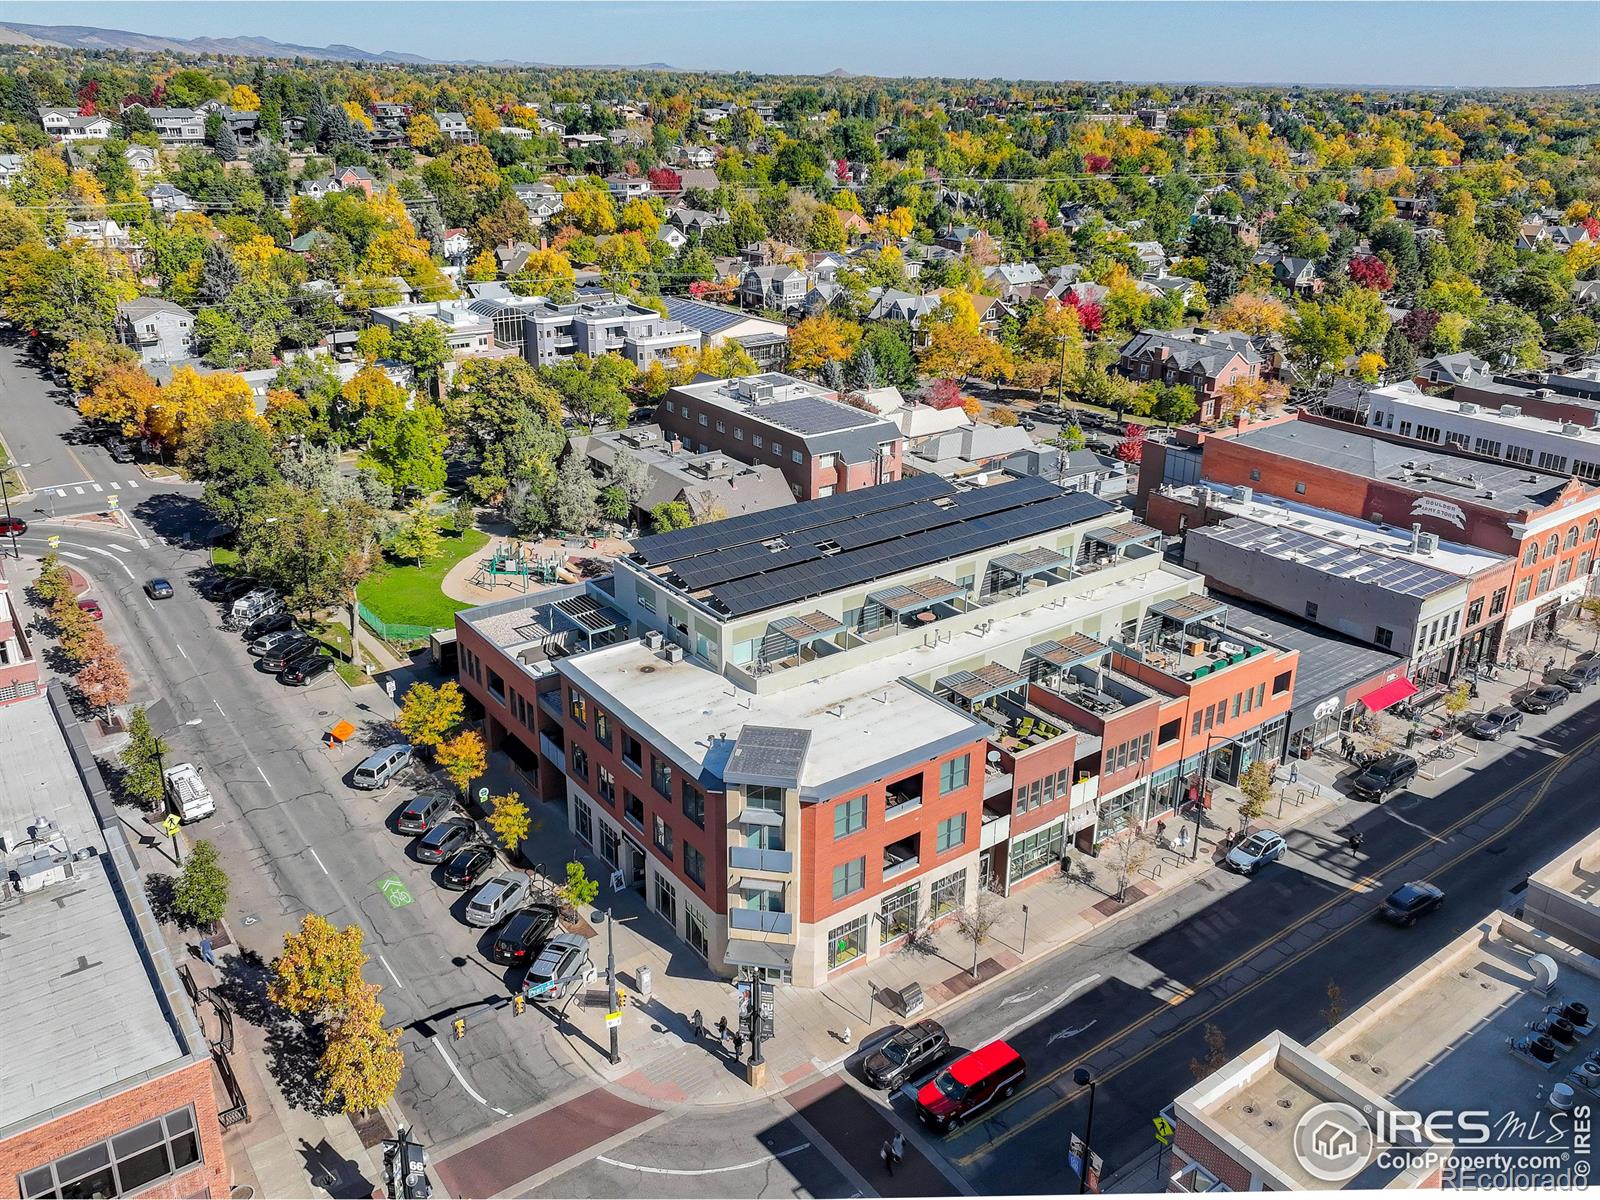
xmin=210 ymin=545 xmax=240 ymax=569
xmin=357 ymin=528 xmax=489 ymax=632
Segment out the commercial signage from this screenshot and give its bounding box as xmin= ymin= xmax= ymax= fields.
xmin=1410 ymin=496 xmax=1467 ymax=529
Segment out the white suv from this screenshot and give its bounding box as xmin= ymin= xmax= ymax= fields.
xmin=465 ymin=873 xmax=531 ymax=926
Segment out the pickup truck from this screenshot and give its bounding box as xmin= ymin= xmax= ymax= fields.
xmin=163 ymin=762 xmax=216 ymax=822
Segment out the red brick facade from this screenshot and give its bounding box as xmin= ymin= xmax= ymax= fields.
xmin=0 ymin=1058 xmax=228 ymax=1200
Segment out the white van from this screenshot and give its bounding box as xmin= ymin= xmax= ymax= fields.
xmin=352 ymin=743 xmax=414 ymax=790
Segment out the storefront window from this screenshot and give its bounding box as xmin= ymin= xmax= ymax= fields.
xmin=828 ymin=914 xmax=868 ymax=969
xmin=1009 ymin=822 xmax=1065 ymax=883
xmin=880 ymin=886 xmax=918 ymax=942
xmin=930 ymin=870 xmax=966 ymax=918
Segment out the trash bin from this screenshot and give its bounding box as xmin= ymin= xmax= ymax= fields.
xmin=635 ymin=965 xmax=652 ymax=999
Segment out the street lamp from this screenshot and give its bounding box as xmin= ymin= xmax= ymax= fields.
xmin=1074 ymin=1065 xmax=1098 ymax=1195
xmin=1021 ymin=903 xmax=1030 ymax=956
xmin=1187 ymin=732 xmax=1229 ymax=861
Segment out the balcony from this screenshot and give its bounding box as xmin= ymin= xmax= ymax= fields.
xmin=538 ymin=732 xmax=565 ymax=773
xmin=729 ymin=908 xmax=793 ymax=935
xmin=883 ymin=835 xmax=920 ymax=881
xmin=729 ymin=846 xmax=793 ymax=873
xmin=538 ymin=691 xmax=563 ymax=720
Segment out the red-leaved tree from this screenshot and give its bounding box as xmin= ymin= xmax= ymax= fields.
xmin=1084 ymin=153 xmax=1112 ymax=173
xmin=924 ymin=378 xmax=965 ymax=410
xmin=1113 ymin=423 xmax=1147 ymax=464
xmin=1348 ymin=255 xmax=1393 ymax=291
xmin=648 ymin=166 xmax=682 ymax=193
xmin=1584 ymin=216 xmax=1600 ymax=242
xmin=835 ymin=159 xmax=851 ymax=183
xmin=1063 ymin=290 xmax=1104 ymax=333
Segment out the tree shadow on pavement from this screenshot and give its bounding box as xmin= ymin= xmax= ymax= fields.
xmin=131 ymin=492 xmax=212 ymax=551
xmin=213 ymin=948 xmax=274 ymax=1028
xmin=268 ymin=1014 xmax=334 ymax=1115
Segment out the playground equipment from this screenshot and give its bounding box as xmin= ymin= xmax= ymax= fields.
xmin=471 ymin=542 xmax=563 ymax=592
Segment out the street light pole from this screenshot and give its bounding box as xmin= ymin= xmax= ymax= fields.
xmin=1021 ymin=903 xmax=1030 ymax=956
xmin=1075 ymin=1066 xmax=1098 ymax=1194
xmin=606 ymin=903 xmax=620 ymax=1066
xmin=0 ymin=467 xmax=19 ymax=559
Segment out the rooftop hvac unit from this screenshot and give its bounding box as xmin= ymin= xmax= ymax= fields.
xmin=1561 ymin=422 xmax=1584 ymax=437
xmin=1458 ymin=402 xmax=1479 ymax=415
xmin=1417 ymin=533 xmax=1440 ymax=554
xmin=662 ymin=643 xmax=686 ymax=663
xmin=642 ymin=630 xmax=664 ymax=651
xmin=1235 ymin=485 xmax=1253 ymax=504
xmin=1531 ymin=953 xmax=1560 ymax=994
xmin=1499 ymin=404 xmax=1523 ymax=419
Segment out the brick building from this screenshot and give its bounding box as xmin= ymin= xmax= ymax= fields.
xmin=456 ymin=477 xmax=1299 ymax=986
xmin=0 ymin=688 xmax=230 ymax=1200
xmin=656 ymin=373 xmax=905 ymax=501
xmin=1116 ymin=328 xmax=1270 ymax=423
xmin=1140 ymin=414 xmax=1600 ymax=653
xmin=0 ymin=566 xmax=40 ymax=706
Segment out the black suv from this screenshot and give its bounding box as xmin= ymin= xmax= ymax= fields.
xmin=261 ymin=637 xmax=317 ymax=672
xmin=1350 ymin=752 xmax=1418 ymax=802
xmin=490 ymin=904 xmax=562 ymax=964
xmin=441 ymin=844 xmax=496 ymax=890
xmin=241 ymin=609 xmax=295 ymax=640
xmin=1381 ymin=881 xmax=1444 ymax=926
xmin=862 ymin=1020 xmax=950 ymax=1090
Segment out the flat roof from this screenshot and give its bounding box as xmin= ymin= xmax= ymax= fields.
xmin=559 ymin=561 xmax=1194 ymax=799
xmin=1227 ymin=419 xmax=1574 ymax=513
xmin=1367 ymin=381 xmax=1600 ymax=446
xmin=631 ymin=475 xmax=1118 ymax=618
xmin=1219 ymin=599 xmax=1405 ymax=709
xmin=668 ymin=374 xmax=902 ymax=461
xmin=0 ymin=698 xmax=187 ymax=1129
xmin=1197 ymin=516 xmax=1465 ymax=598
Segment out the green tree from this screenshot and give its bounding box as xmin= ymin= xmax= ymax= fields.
xmin=119 ymin=706 xmax=170 ymax=808
xmin=172 ymin=840 xmax=230 ymax=928
xmin=1238 ymin=760 xmax=1274 ymax=823
xmin=390 ymin=502 xmax=444 ymax=566
xmin=558 ymin=860 xmax=599 ymax=909
xmin=196 ymin=418 xmax=281 ymax=528
xmin=390 ymin=320 xmax=453 ymax=396
xmin=551 ymin=452 xmax=600 ymax=533
xmin=237 ymin=486 xmax=379 ymax=618
xmin=395 ymin=680 xmax=465 ymax=752
xmin=650 ymin=500 xmax=693 ymax=532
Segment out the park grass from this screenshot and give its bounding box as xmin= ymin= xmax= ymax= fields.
xmin=357 ymin=527 xmax=489 ymax=633
xmin=210 ymin=545 xmax=240 ymax=569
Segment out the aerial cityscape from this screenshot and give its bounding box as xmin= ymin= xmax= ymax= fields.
xmin=0 ymin=3 xmax=1598 ymax=1198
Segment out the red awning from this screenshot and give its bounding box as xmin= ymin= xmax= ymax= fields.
xmin=1359 ymin=677 xmax=1419 ymax=713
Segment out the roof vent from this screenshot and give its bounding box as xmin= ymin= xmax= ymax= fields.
xmin=662 ymin=643 xmax=685 ymax=663
xmin=1458 ymin=402 xmax=1479 ymax=415
xmin=1561 ymin=422 xmax=1584 ymax=437
xmin=1499 ymin=404 xmax=1522 ymax=419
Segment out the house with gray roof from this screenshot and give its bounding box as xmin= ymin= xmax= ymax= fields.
xmin=1415 ymin=351 xmax=1492 ymax=388
xmin=573 ymin=424 xmax=796 ymax=526
xmin=1117 ymin=328 xmax=1269 ymax=422
xmin=983 ymin=262 xmax=1045 ymax=301
xmin=740 ymin=264 xmax=812 ymax=312
xmin=663 ymin=297 xmax=789 ymax=369
xmin=902 ymin=422 xmax=1038 ymax=481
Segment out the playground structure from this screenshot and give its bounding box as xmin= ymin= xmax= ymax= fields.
xmin=470 ymin=541 xmax=564 ymax=592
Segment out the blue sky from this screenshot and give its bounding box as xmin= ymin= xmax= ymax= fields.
xmin=11 ymin=2 xmax=1597 ymax=87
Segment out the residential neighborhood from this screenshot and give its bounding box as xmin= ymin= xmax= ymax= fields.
xmin=0 ymin=4 xmax=1596 ymax=1200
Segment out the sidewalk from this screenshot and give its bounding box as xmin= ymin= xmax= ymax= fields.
xmin=471 ymin=749 xmax=1350 ymax=1111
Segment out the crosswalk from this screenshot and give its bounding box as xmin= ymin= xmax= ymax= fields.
xmin=48 ymin=478 xmax=142 ymax=498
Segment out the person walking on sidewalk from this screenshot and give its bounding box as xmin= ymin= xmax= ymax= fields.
xmin=1288 ymin=760 xmax=1298 ymax=784
xmin=690 ymin=1009 xmax=703 ymax=1040
xmin=881 ymin=1140 xmax=895 ymax=1177
xmin=715 ymin=1015 xmax=729 ymax=1044
xmin=732 ymin=1030 xmax=744 ymax=1060
xmin=891 ymin=1132 xmax=905 ymax=1168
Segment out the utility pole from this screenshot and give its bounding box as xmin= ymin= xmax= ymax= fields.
xmin=606 ymin=904 xmax=620 ymax=1066
xmin=0 ymin=464 xmax=19 ymax=559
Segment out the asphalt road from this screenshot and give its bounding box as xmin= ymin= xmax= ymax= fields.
xmin=0 ymin=343 xmax=586 ymax=1150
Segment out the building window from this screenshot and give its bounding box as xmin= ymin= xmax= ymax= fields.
xmin=1191 ymin=711 xmax=1202 ymax=737
xmin=936 ymin=813 xmax=967 ymax=853
xmin=681 ymin=781 xmax=705 ymax=828
xmin=20 ymin=1107 xmax=203 ymax=1199
xmin=834 ymin=795 xmax=866 ymax=838
xmin=715 ymin=419 xmax=725 ymax=432
xmin=652 ymin=813 xmax=674 ymax=859
xmin=735 ymin=427 xmax=744 ymax=441
xmin=1516 ymin=579 xmax=1532 ymax=604
xmin=1566 ymin=526 xmax=1581 ymax=550
xmin=1249 ymin=468 xmax=1261 ymax=481
xmin=1305 ymin=601 xmax=1318 ymax=619
xmin=1375 ymin=626 xmax=1394 ymax=649
xmin=1539 ymin=452 xmax=1569 ymax=474
xmin=1507 ymin=445 xmax=1533 ymax=466
xmin=571 ymin=745 xmax=589 ymax=782
xmin=1490 ymin=587 xmax=1507 ymax=615
xmin=939 ymin=753 xmax=971 ymax=794
xmin=1538 ymin=567 xmax=1554 ymax=594
xmin=486 ymin=668 xmax=505 ymax=703
xmin=1009 ymin=823 xmax=1064 ymax=883
xmin=574 ymin=798 xmax=593 ymax=844
xmin=622 ymin=733 xmax=642 ymax=772
xmin=1522 ymin=543 xmax=1539 ymax=567
xmin=1159 ymin=718 xmax=1180 ymax=746
xmin=1272 ymin=670 xmax=1292 ymax=695
xmin=597 ymin=765 xmax=616 ymax=804
xmin=594 ymin=710 xmax=612 ymax=749
xmin=1294 ymin=481 xmax=1306 ymax=495
xmin=1467 ymin=598 xmax=1484 ymax=626
xmin=827 ymin=914 xmax=868 ymax=969
xmin=880 ymin=885 xmax=918 ymax=941
xmin=698 ymin=413 xmax=708 ymax=426
xmin=832 ymin=856 xmax=866 ymax=900
xmin=684 ymin=843 xmax=705 ymax=888
xmin=685 ymin=907 xmax=709 ymax=957
xmin=930 ymin=869 xmax=966 ymax=918
xmin=792 ymin=450 xmax=803 ymax=463
xmin=752 ymin=434 xmax=763 ymax=448
xmin=624 ymin=791 xmax=646 ymax=828
xmin=1546 ymin=534 xmax=1561 ymax=559
xmin=569 ymin=689 xmax=588 ymax=724
xmin=654 ymin=873 xmax=677 ymax=926
xmin=745 ymin=784 xmax=784 ymax=813
xmin=772 ymin=441 xmax=783 ymax=456
xmin=651 ymin=757 xmax=671 ymax=799
xmin=1587 ymin=518 xmax=1599 ymax=542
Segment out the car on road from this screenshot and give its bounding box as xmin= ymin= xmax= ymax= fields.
xmin=77 ymin=599 xmax=104 ymax=621
xmin=248 ymin=628 xmax=303 ymax=658
xmin=0 ymin=516 xmax=27 ymax=537
xmin=440 ymin=844 xmax=496 ymax=890
xmin=521 ymin=932 xmax=595 ymax=1002
xmin=1547 ymin=661 xmax=1600 ymax=693
xmin=351 ymin=743 xmax=414 ymax=790
xmin=1350 ymin=752 xmax=1419 ymax=802
xmin=415 ymin=817 xmax=477 ymax=863
xmin=1470 ymin=705 xmax=1525 ymax=741
xmin=1381 ymin=881 xmax=1445 ymax=926
xmin=107 ymin=437 xmax=135 ymax=463
xmin=1223 ymin=830 xmax=1288 ymax=876
xmin=280 ymin=651 xmax=335 ymax=686
xmin=396 ymin=792 xmax=454 ymax=836
xmin=1516 ymin=685 xmax=1570 ymax=714
xmin=490 ymin=904 xmax=562 ymax=965
xmin=1033 ymin=403 xmax=1066 ymax=420
xmin=862 ymin=1020 xmax=950 ymax=1090
xmin=916 ymin=1039 xmax=1025 ymax=1132
xmin=143 ymin=577 xmax=174 ymax=600
xmin=466 ymin=873 xmax=532 ymax=927
xmin=260 ymin=637 xmax=318 ymax=672
xmin=241 ymin=608 xmax=295 ymax=640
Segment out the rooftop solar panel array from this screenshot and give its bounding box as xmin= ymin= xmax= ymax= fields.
xmin=1202 ymin=518 xmax=1462 ymax=597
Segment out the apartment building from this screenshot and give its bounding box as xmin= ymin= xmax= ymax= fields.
xmin=656 ymin=373 xmax=905 ymax=500
xmin=456 ymin=476 xmax=1299 ymax=986
xmin=464 ymin=291 xmax=700 ymax=367
xmin=0 ymin=687 xmax=231 ymax=1200
xmin=367 ymin=299 xmax=495 ymax=355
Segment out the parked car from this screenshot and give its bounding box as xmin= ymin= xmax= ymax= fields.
xmin=77 ymin=599 xmax=104 ymax=621
xmin=440 ymin=844 xmax=496 ymax=891
xmin=107 ymin=437 xmax=135 ymax=463
xmin=1034 ymin=403 xmax=1066 ymax=420
xmin=260 ymin=637 xmax=318 ymax=672
xmin=396 ymin=792 xmax=454 ymax=836
xmin=249 ymin=628 xmax=304 ymax=658
xmin=1576 ymin=650 xmax=1599 ymax=668
xmin=862 ymin=1020 xmax=951 ymax=1090
xmin=281 ymin=651 xmax=335 ymax=686
xmin=1381 ymin=881 xmax=1445 ymax=926
xmin=1517 ymin=685 xmax=1570 ymax=714
xmin=466 ymin=873 xmax=532 ymax=927
xmin=490 ymin=904 xmax=562 ymax=965
xmin=203 ymin=575 xmax=257 ymax=603
xmin=143 ymin=577 xmax=174 ymax=599
xmin=1470 ymin=706 xmax=1524 ymax=741
xmin=521 ymin=932 xmax=595 ymax=1001
xmin=351 ymin=743 xmax=414 ymax=790
xmin=241 ymin=608 xmax=295 ymax=640
xmin=1350 ymin=752 xmax=1418 ymax=801
xmin=415 ymin=817 xmax=477 ymax=864
xmin=916 ymin=1040 xmax=1025 ymax=1132
xmin=1549 ymin=661 xmax=1600 ymax=692
xmin=0 ymin=516 xmax=27 ymax=537
xmin=1223 ymin=831 xmax=1288 ymax=876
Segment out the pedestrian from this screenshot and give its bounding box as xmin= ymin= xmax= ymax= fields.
xmin=891 ymin=1132 xmax=905 ymax=1166
xmin=715 ymin=1015 xmax=729 ymax=1044
xmin=1155 ymin=819 xmax=1167 ymax=847
xmin=1547 ymin=656 xmax=1557 ymax=673
xmin=732 ymin=1030 xmax=744 ymax=1060
xmin=690 ymin=1009 xmax=703 ymax=1040
xmin=1288 ymin=761 xmax=1298 ymax=784
xmin=1348 ymin=831 xmax=1364 ymax=852
xmin=881 ymin=1140 xmax=895 ymax=1177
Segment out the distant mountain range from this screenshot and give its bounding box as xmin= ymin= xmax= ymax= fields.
xmin=0 ymin=19 xmax=680 ymax=70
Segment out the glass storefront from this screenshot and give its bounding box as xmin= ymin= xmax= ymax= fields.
xmin=1009 ymin=822 xmax=1065 ymax=884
